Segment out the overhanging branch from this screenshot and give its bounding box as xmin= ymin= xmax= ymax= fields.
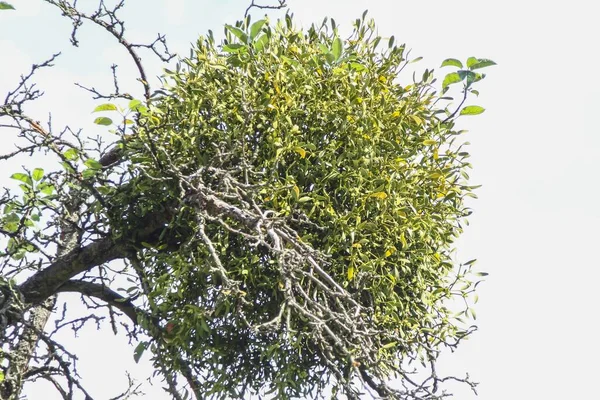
xmin=18 ymin=238 xmax=127 ymax=306
xmin=56 ymin=280 xmax=139 ymax=324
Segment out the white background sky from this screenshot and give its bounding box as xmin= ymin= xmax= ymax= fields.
xmin=1 ymin=0 xmax=599 ymax=399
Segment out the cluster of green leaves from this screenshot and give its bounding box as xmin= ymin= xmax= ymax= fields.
xmin=440 ymin=56 xmax=496 ymax=115
xmin=113 ymin=14 xmax=492 ymax=398
xmin=91 ymin=99 xmax=148 ymax=128
xmin=1 ymin=169 xmax=54 ymax=260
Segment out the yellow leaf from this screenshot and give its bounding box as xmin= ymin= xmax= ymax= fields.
xmin=292 ymin=185 xmax=300 ymax=200
xmin=400 ymin=232 xmax=407 ymax=248
xmin=347 ymin=265 xmax=355 ymax=280
xmin=392 ymin=110 xmax=401 ymax=118
xmin=409 ymin=115 xmax=423 ymax=125
xmin=423 ymin=139 xmax=437 ymax=146
xmin=352 ymin=242 xmax=362 ymax=248
xmin=370 ymin=191 xmax=387 ymax=199
xmin=294 ymin=147 xmax=306 ymax=158
xmin=385 ymin=247 xmax=396 ymax=257
xmin=433 ymin=148 xmax=439 ymax=160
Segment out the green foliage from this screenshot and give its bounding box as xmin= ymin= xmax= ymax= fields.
xmin=1 ymin=168 xmax=54 ymax=260
xmin=109 ymin=14 xmax=492 ymax=399
xmin=0 ymin=2 xmax=14 ymax=10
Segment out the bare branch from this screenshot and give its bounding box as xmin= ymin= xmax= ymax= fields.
xmin=56 ymin=280 xmax=139 ymax=324
xmin=43 ymin=0 xmax=175 ymax=100
xmin=245 ymin=0 xmax=287 ymax=18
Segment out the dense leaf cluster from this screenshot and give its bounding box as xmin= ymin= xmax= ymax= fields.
xmin=95 ymin=14 xmax=491 ymax=398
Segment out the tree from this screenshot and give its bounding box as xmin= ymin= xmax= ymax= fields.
xmin=0 ymin=1 xmax=494 ymax=399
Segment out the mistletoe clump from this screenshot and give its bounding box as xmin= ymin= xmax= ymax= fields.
xmin=111 ymin=13 xmax=492 ymax=399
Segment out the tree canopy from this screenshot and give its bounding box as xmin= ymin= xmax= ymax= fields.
xmin=0 ymin=2 xmax=493 ymax=399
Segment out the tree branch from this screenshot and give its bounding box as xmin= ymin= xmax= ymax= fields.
xmin=18 ymin=237 xmax=127 ymax=306
xmin=56 ymin=280 xmax=139 ymax=324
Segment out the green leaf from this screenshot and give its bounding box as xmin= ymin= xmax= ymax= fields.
xmin=250 ymin=19 xmax=266 ymax=40
xmin=225 ymin=25 xmax=248 ymax=44
xmin=32 ymin=168 xmax=44 ymax=182
xmin=470 ymin=59 xmax=497 ymax=70
xmin=81 ymin=169 xmax=97 ymax=179
xmin=349 ymin=62 xmax=366 ymax=72
xmin=92 ymin=103 xmax=118 ymax=113
xmin=325 ymin=52 xmax=336 ymax=65
xmin=466 ymin=57 xmax=479 ymax=68
xmin=442 ymin=72 xmax=461 ymax=89
xmin=281 ymin=55 xmax=299 ymax=67
xmin=471 ymin=72 xmax=484 ymax=85
xmin=63 ymin=148 xmax=78 ymax=161
xmin=11 ymin=173 xmax=32 ymax=187
xmin=94 ymin=117 xmax=113 ymax=126
xmin=38 ymin=183 xmax=55 ymax=195
xmin=4 ymin=213 xmax=19 ymax=223
xmin=84 ymin=159 xmax=103 ymax=170
xmin=440 ymin=58 xmax=463 ymax=68
xmin=291 ymin=185 xmax=300 ymax=200
xmin=0 ymin=2 xmax=15 ymax=10
xmin=460 ymin=105 xmax=485 ymax=115
xmin=457 ymin=70 xmax=477 ymax=86
xmin=470 ymin=308 xmax=477 ymax=320
xmin=332 ymin=37 xmax=343 ymax=61
xmin=223 ymin=43 xmax=245 ymax=53
xmin=456 ymin=70 xmax=472 ymax=80
xmin=254 ymin=34 xmax=269 ymax=52
xmin=128 ymin=99 xmax=142 ymax=110
xmin=4 ymin=222 xmax=18 ymax=233
xmin=133 ymin=341 xmax=147 ymax=363
xmin=59 ymin=161 xmax=75 ymax=173
xmin=96 ymin=186 xmax=112 ymax=195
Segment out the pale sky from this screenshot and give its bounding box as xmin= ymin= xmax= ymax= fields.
xmin=1 ymin=0 xmax=599 ymax=399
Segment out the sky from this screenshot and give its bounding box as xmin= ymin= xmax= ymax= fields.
xmin=1 ymin=0 xmax=599 ymax=399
